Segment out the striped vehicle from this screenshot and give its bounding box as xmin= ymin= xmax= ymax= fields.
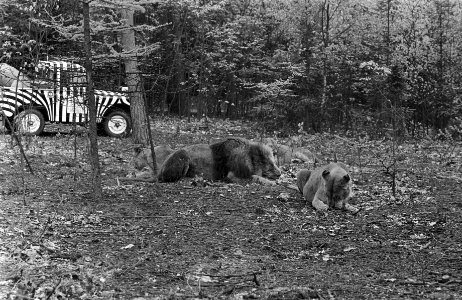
xmin=0 ymin=60 xmax=131 ymax=137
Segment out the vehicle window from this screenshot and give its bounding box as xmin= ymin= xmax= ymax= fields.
xmin=61 ymin=69 xmax=86 ymax=88
xmin=0 ymin=63 xmax=33 ymax=88
xmin=35 ymin=66 xmax=56 ymax=88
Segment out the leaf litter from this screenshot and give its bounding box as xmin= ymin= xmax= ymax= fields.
xmin=0 ymin=119 xmax=461 ymax=299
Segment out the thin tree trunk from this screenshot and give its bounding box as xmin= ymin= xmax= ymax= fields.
xmin=82 ymin=0 xmax=102 ymax=200
xmin=386 ymin=0 xmax=391 ymax=65
xmin=162 ymin=65 xmax=173 ymax=115
xmin=142 ymin=82 xmax=158 ymax=177
xmin=171 ymin=10 xmax=185 ymax=115
xmin=319 ymin=0 xmax=330 ymax=132
xmin=120 ymin=8 xmax=149 ymax=145
xmin=302 ymin=5 xmax=315 ymax=132
xmin=320 ymin=0 xmax=330 ymax=111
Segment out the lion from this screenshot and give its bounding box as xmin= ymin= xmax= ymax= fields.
xmin=131 ymin=145 xmax=175 ymax=172
xmin=296 ymin=163 xmax=359 ymax=213
xmin=159 ymin=137 xmax=281 ymax=184
xmin=261 ymin=138 xmax=321 ymax=166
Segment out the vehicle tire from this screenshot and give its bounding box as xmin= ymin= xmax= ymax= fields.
xmin=103 ymin=110 xmax=131 ymax=137
xmin=15 ymin=109 xmax=45 ymax=135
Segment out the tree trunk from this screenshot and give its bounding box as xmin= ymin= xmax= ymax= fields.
xmin=320 ymin=0 xmax=330 ymax=112
xmin=82 ymin=1 xmax=102 ymax=200
xmin=169 ymin=11 xmax=186 ymax=115
xmin=120 ymin=8 xmax=149 ymax=145
xmin=175 ymin=60 xmax=186 ymax=116
xmin=315 ymin=0 xmax=330 ymax=132
xmin=301 ymin=5 xmax=316 ymax=132
xmin=386 ymin=0 xmax=391 ymax=65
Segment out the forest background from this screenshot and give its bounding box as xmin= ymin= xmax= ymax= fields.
xmin=1 ymin=0 xmax=461 ymax=139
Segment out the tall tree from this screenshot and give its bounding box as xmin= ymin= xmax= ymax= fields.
xmin=120 ymin=6 xmax=149 ymax=145
xmin=320 ymin=0 xmax=330 ymax=112
xmin=83 ymin=0 xmax=102 ymax=200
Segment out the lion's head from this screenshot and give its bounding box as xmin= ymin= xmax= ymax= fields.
xmin=255 ymin=143 xmax=282 ymax=180
xmin=132 ymin=147 xmax=151 ymax=171
xmin=322 ymin=165 xmax=353 ymax=209
xmin=131 ymin=145 xmax=174 ymax=171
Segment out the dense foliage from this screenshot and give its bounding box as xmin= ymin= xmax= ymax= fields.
xmin=1 ymin=0 xmax=461 ymax=137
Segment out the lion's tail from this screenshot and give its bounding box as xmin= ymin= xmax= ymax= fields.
xmin=158 ymin=149 xmax=191 ymax=182
xmin=296 ymin=169 xmax=311 ymax=194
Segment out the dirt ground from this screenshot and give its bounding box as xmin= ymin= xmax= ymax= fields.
xmin=0 ymin=121 xmax=461 ymax=300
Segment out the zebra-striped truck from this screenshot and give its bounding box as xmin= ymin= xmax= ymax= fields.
xmin=0 ymin=60 xmax=131 ymax=137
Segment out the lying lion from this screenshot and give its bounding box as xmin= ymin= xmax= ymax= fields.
xmin=261 ymin=138 xmax=321 ymax=166
xmin=130 ymin=138 xmax=281 ymax=185
xmin=132 ymin=145 xmax=175 ymax=172
xmin=296 ymin=163 xmax=359 ymax=214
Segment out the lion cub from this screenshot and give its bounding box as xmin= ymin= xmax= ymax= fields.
xmin=296 ymin=163 xmax=359 ymax=214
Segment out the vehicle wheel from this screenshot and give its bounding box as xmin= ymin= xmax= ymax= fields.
xmin=103 ymin=110 xmax=131 ymax=137
xmin=15 ymin=109 xmax=45 ymax=135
